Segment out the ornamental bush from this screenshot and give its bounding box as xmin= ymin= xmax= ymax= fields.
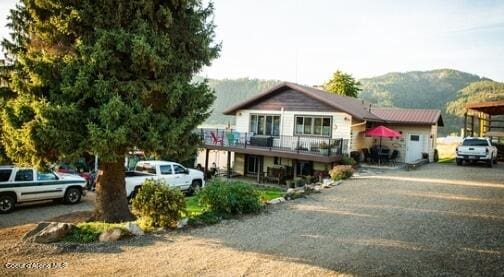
xmin=198 ymin=181 xmax=262 ymax=216
xmin=329 ymin=165 xmax=354 ymax=181
xmin=340 ymin=155 xmax=357 ymax=166
xmin=132 ymin=180 xmax=186 ymax=229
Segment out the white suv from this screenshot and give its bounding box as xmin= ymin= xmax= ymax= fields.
xmin=0 ymin=166 xmax=87 ymax=213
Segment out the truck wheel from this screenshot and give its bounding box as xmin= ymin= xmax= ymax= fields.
xmin=0 ymin=195 xmax=15 ymax=214
xmin=189 ymin=180 xmax=202 ymax=195
xmin=487 ymin=159 xmax=493 ymax=168
xmin=64 ymin=187 xmax=82 ymax=204
xmin=456 ymin=159 xmax=463 ymax=166
xmin=493 ymin=158 xmax=498 ymax=164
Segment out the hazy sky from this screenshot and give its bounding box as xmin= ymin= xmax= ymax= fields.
xmin=2 ymin=0 xmax=504 ymax=84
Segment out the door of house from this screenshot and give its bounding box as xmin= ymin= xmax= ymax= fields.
xmin=245 ymin=155 xmax=262 ymax=175
xmin=406 ymin=134 xmax=423 ymax=162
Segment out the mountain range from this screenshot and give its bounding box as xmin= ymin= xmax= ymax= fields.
xmin=203 ymin=69 xmax=503 ymax=135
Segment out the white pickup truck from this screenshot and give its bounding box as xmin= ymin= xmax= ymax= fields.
xmin=456 ymin=137 xmax=498 ymax=167
xmin=125 ymin=160 xmax=205 ymax=199
xmin=0 ymin=166 xmax=87 ymax=213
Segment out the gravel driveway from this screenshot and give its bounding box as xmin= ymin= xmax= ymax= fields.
xmin=0 ymin=193 xmax=95 ymax=229
xmin=1 ymin=163 xmax=504 ymax=276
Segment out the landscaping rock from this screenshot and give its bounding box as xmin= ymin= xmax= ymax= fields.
xmin=22 ymin=222 xmax=51 ymax=241
xmin=99 ymin=228 xmax=124 ymax=242
xmin=28 ymin=222 xmax=75 ymax=243
xmin=313 ymin=185 xmax=322 ymax=192
xmin=125 ymin=222 xmax=144 ymax=236
xmin=177 ymin=218 xmax=189 ymax=229
xmin=286 ymin=188 xmax=295 ymax=193
xmin=267 ymin=197 xmax=286 ymax=205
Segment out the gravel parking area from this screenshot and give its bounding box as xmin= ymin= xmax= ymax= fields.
xmin=0 ymin=193 xmax=95 ymax=229
xmin=1 ymin=163 xmax=504 ymax=276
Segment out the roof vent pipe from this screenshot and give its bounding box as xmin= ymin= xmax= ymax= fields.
xmin=369 ymin=104 xmax=372 ymax=112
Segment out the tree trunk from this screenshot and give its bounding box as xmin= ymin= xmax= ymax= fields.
xmin=93 ymin=161 xmax=134 ymax=222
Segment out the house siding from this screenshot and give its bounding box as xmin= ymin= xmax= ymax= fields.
xmin=351 ymin=124 xmax=437 ymax=163
xmin=245 ymin=89 xmax=336 ymax=112
xmin=235 ymin=109 xmax=352 ymax=140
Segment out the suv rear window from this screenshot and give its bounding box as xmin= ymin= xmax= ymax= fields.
xmin=0 ymin=169 xmax=12 ymax=182
xmin=15 ymin=169 xmax=34 ymax=181
xmin=462 ymin=139 xmax=489 ymax=146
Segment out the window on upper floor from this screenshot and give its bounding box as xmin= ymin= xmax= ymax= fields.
xmin=249 ymin=114 xmax=280 ymax=136
xmin=295 ymin=116 xmax=331 ymax=137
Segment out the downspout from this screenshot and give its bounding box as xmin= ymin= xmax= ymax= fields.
xmin=279 ymin=107 xmax=285 ymax=148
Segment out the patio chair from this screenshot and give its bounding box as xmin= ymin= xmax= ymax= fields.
xmin=389 ymin=150 xmax=400 ymax=166
xmin=369 ymin=148 xmax=379 ymax=164
xmin=226 ymin=132 xmax=239 ymax=146
xmin=210 ymin=131 xmax=224 ymax=145
xmin=361 ymin=148 xmax=370 ymax=163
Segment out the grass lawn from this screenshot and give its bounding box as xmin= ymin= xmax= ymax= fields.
xmin=185 ymin=186 xmax=285 ymax=217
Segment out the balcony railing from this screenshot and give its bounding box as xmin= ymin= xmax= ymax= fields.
xmin=199 ymin=128 xmax=349 ymax=157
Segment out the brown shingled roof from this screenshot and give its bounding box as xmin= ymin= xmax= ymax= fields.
xmin=223 ymin=82 xmax=383 ymax=121
xmin=223 ymin=82 xmax=443 ymax=126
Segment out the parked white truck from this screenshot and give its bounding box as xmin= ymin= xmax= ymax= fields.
xmin=456 ymin=137 xmax=498 ymax=167
xmin=125 ymin=160 xmax=205 ymax=199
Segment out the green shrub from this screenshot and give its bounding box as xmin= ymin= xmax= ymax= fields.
xmin=198 ymin=181 xmax=262 ymax=215
xmin=329 ymin=165 xmax=354 ymax=181
xmin=131 ymin=179 xmax=186 ymax=229
xmin=64 ymin=222 xmax=126 ymax=243
xmin=293 ymin=177 xmax=305 ymax=187
xmin=340 ymin=155 xmax=357 ymax=166
xmin=188 ymin=211 xmax=223 ymax=226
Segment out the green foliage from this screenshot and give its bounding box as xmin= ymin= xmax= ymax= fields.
xmin=329 ymin=165 xmax=354 ymax=181
xmin=293 ymin=177 xmax=305 ymax=187
xmin=1 ymin=0 xmax=220 ymax=168
xmin=340 ymin=155 xmax=357 ymax=166
xmin=64 ymin=222 xmax=126 ymax=243
xmin=188 ymin=211 xmax=223 ymax=226
xmin=198 ymin=180 xmax=262 ymax=216
xmin=132 ymin=179 xmax=186 ymax=229
xmin=255 ymin=186 xmax=285 ymax=201
xmin=319 ymin=142 xmax=329 ymax=149
xmin=446 ymin=80 xmax=504 ymax=117
xmin=323 ymin=70 xmax=361 ymax=98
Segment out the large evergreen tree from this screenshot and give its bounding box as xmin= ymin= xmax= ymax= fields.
xmin=1 ymin=0 xmax=220 ymax=222
xmin=323 ymin=70 xmax=361 ymax=98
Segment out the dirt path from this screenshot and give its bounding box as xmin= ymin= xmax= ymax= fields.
xmin=1 ymin=163 xmax=504 ymax=276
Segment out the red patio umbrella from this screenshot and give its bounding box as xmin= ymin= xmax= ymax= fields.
xmin=365 ymin=125 xmax=401 ymax=166
xmin=365 ymin=125 xmax=401 ymax=138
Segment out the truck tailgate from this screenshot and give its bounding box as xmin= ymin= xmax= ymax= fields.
xmin=458 ymin=146 xmax=487 ymax=156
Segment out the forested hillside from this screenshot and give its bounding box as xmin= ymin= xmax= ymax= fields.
xmin=359 ymin=69 xmax=487 ymax=134
xmin=203 ymin=69 xmax=503 ymax=135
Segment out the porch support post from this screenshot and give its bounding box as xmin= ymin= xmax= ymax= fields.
xmin=293 ymin=159 xmax=297 ymax=178
xmin=227 ymin=151 xmax=231 ymax=179
xmin=204 ymin=148 xmax=209 ymax=180
xmin=463 ymin=111 xmax=468 ymax=137
xmin=256 ymin=158 xmax=261 ymax=183
xmin=471 ymin=115 xmax=475 ymax=136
